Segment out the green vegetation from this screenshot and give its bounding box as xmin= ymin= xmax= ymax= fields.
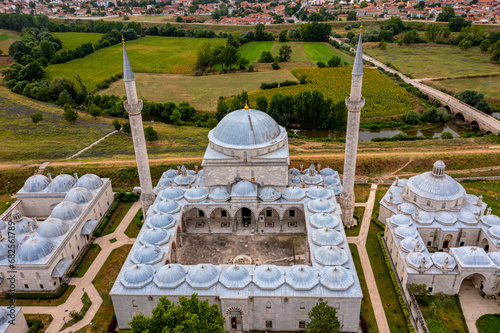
xmin=61 ymin=292 xmax=92 ymax=330
xmin=462 ymin=180 xmax=500 ymax=214
xmin=417 ymin=295 xmax=467 ymax=333
xmin=25 ymin=314 xmax=52 ymax=333
xmin=0 ymin=285 xmax=75 ymax=306
xmin=355 ymin=184 xmax=371 ymax=203
xmin=365 ymin=43 xmax=500 ymax=79
xmin=71 ymin=243 xmax=102 ymax=278
xmin=429 ymin=76 xmax=500 ymax=102
xmin=349 ymin=244 xmax=379 ymax=333
xmin=345 ymin=207 xmax=365 ymax=237
xmin=125 ymin=209 xmax=144 ymax=238
xmin=0 ymin=29 xmax=20 ymax=53
xmin=476 ymin=314 xmax=500 ymax=333
xmin=102 ymin=201 xmax=134 ymax=235
xmin=52 ymin=32 xmax=103 ymax=51
xmin=46 ymin=37 xmax=226 ymax=92
xmin=306 ymin=301 xmax=342 ymax=333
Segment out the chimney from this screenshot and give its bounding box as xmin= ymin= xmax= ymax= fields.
xmin=300 ymin=164 xmax=303 ymax=173
xmin=317 ymin=163 xmax=321 ymax=173
xmin=195 ymin=165 xmax=198 ymax=174
xmin=74 ymin=172 xmax=78 ymax=181
xmin=47 ymin=172 xmax=52 ymax=181
xmin=177 ymin=165 xmax=181 ymax=174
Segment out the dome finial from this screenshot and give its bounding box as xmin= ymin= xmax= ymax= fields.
xmin=122 ymin=35 xmax=125 ymax=46
xmin=244 ymin=101 xmax=249 ymax=110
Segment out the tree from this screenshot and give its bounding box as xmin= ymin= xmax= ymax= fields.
xmin=480 ymin=39 xmax=491 ymax=52
xmin=328 ymin=55 xmax=342 ymax=67
xmin=144 ymin=126 xmax=158 ymax=143
xmin=279 ymin=29 xmax=288 ymax=42
xmin=403 ymin=110 xmax=421 ymax=125
xmin=256 ymin=95 xmax=268 ymax=112
xmin=112 ymin=119 xmax=122 ymax=131
xmin=196 ymin=41 xmax=213 ymax=70
xmin=175 ymin=16 xmax=183 ymax=23
xmin=420 ymin=107 xmax=450 ymax=123
xmin=30 ymin=112 xmax=43 ymax=124
xmin=407 ymin=283 xmax=430 ymax=298
xmin=220 ymin=45 xmax=239 ymax=70
xmin=347 ymin=11 xmax=357 ymax=21
xmin=88 ymin=104 xmax=102 ymax=118
xmin=129 ymin=295 xmax=225 ymax=333
xmin=255 ymin=23 xmax=266 ymax=41
xmin=458 ymin=39 xmax=472 ymax=50
xmin=441 ymin=131 xmax=453 ymax=139
xmin=58 ymin=90 xmax=73 ymax=106
xmin=449 ymin=17 xmax=471 ymax=32
xmin=378 ymin=39 xmax=387 ymax=50
xmin=62 ymin=104 xmax=78 ymax=123
xmin=206 ymin=117 xmax=218 ymax=128
xmin=425 ymin=24 xmax=443 ymax=42
xmin=436 ymin=6 xmax=455 ymax=22
xmin=170 ymin=109 xmax=183 ymax=125
xmin=258 ymin=51 xmax=274 ymax=63
xmin=306 ymin=301 xmax=342 ymax=333
xmin=122 ymin=121 xmax=131 ymax=133
xmin=455 ymin=90 xmax=493 ymax=113
xmin=279 ymin=45 xmax=292 ymax=62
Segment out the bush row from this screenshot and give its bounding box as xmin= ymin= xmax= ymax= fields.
xmin=259 ymin=80 xmax=300 ymax=90
xmin=6 ymin=283 xmax=69 ymax=299
xmin=94 ymin=199 xmax=120 ymax=237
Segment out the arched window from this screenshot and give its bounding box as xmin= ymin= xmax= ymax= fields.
xmin=442 ymin=202 xmax=446 ymax=209
xmin=266 ymin=301 xmax=271 ymax=309
xmin=300 ymin=302 xmax=305 ymax=309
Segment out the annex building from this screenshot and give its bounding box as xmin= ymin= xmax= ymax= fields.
xmin=379 ymin=161 xmax=500 ymax=298
xmin=0 ymin=173 xmax=113 ymax=293
xmin=110 ymin=107 xmax=363 ymax=332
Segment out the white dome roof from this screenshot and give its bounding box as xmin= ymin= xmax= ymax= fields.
xmin=432 ymin=252 xmax=457 ymax=271
xmin=164 ymin=169 xmax=179 ymax=178
xmin=48 ymin=174 xmax=76 ymax=193
xmin=210 ymin=108 xmax=283 ymax=148
xmin=481 ymin=215 xmax=500 ymax=227
xmin=314 ymin=246 xmax=349 ymax=266
xmin=320 ymin=168 xmax=337 ymax=177
xmin=412 ymin=210 xmax=433 ymax=225
xmin=132 ymin=245 xmax=164 ymax=264
xmin=18 ymin=236 xmax=54 ymax=262
xmin=160 ymin=186 xmax=185 ymax=200
xmin=389 ymin=214 xmax=412 ymax=227
xmin=282 ymin=186 xmax=306 ymax=201
xmin=310 ymin=213 xmax=339 ymax=229
xmin=327 ymin=184 xmax=343 ymax=195
xmin=488 ymin=252 xmax=500 ymax=267
xmin=37 ymin=218 xmax=68 ymax=237
xmin=232 ymin=180 xmax=257 ymax=197
xmin=307 ymin=199 xmax=335 ymax=213
xmin=400 ymin=237 xmax=425 ymax=253
xmin=457 ymin=210 xmax=477 ymax=225
xmin=147 ymin=213 xmax=175 ymax=229
xmin=286 ymin=265 xmax=319 ymax=290
xmin=140 ymin=228 xmax=170 ymax=245
xmin=488 ymin=225 xmax=500 ymax=239
xmin=23 ymin=175 xmax=50 ymax=193
xmin=154 ymin=264 xmax=187 ymax=288
xmin=184 ymin=186 xmax=208 ymax=202
xmin=289 ymin=168 xmax=301 ymax=176
xmin=154 ymin=200 xmax=180 ymax=214
xmin=258 ymin=187 xmax=281 ymax=201
xmin=51 ymin=201 xmax=81 ymax=220
xmin=209 ymin=187 xmax=231 ymax=202
xmin=312 ymin=228 xmax=343 ymax=246
xmin=252 ymin=265 xmax=285 ymax=290
xmin=406 ymin=169 xmax=466 ymax=202
xmin=398 ymin=203 xmax=417 ymax=215
xmin=394 ymin=226 xmax=418 ymax=239
xmin=65 ymin=187 xmax=93 ymax=204
xmin=219 ymin=265 xmax=252 ymax=289
xmin=435 ymin=211 xmax=457 ymax=225
xmin=186 ymin=264 xmax=219 ymax=289
xmin=319 ymin=266 xmax=354 ymax=290
xmin=75 ymin=174 xmax=103 ymax=190
xmin=307 ymin=186 xmax=331 ymax=200
xmin=174 ymin=173 xmax=195 ymax=186
xmin=323 ymin=175 xmax=340 ymax=186
xmin=451 ymin=246 xmax=494 ymax=267
xmin=406 ymin=252 xmax=433 ymax=271
xmin=121 ymin=264 xmax=154 ymax=288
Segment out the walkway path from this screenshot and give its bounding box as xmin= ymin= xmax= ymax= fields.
xmin=22 ymin=201 xmax=141 ymax=333
xmin=347 ymin=184 xmax=391 ymax=333
xmin=66 ymin=130 xmax=117 ymax=160
xmin=459 ymin=280 xmax=500 ymax=333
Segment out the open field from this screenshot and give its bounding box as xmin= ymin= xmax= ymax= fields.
xmin=247 ymin=67 xmax=413 ymax=118
xmin=46 ymin=36 xmax=226 ymax=92
xmin=417 ymin=295 xmax=468 ymax=333
xmin=102 ymin=70 xmax=297 ymax=110
xmin=364 ymin=43 xmax=500 ymax=79
xmin=426 ymin=75 xmax=500 ymax=103
xmin=52 ymin=32 xmax=103 ymax=51
xmin=0 ymin=29 xmax=20 ymax=53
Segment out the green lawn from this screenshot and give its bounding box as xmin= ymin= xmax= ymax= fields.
xmin=0 ymin=29 xmax=20 ymax=53
xmin=345 ymin=207 xmax=365 ymax=237
xmin=239 ymin=41 xmax=275 ymax=63
xmin=61 ymin=292 xmax=92 ymax=330
xmin=429 ymin=75 xmax=500 ymax=102
xmin=124 ymin=209 xmax=143 ymax=238
xmin=46 ymin=36 xmax=226 ymax=92
xmin=52 ymin=32 xmax=103 ymax=51
xmin=355 ymin=184 xmax=371 ymax=203
xmin=364 ymin=43 xmax=500 ymax=79
xmin=0 ymin=286 xmax=75 ymax=307
xmin=102 ymin=201 xmax=134 ymax=236
xmin=476 ymin=314 xmax=500 ymax=333
xmin=350 ymin=244 xmax=379 ymax=333
xmin=25 ymin=314 xmax=53 ymax=333
xmin=71 ymin=243 xmax=102 ymax=278
xmin=101 ymin=70 xmax=298 ymax=110
xmin=417 ymin=295 xmax=468 ymax=333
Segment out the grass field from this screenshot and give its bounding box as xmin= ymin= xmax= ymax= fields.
xmin=71 ymin=243 xmax=102 ymax=278
xmin=428 ymin=75 xmax=500 ymax=102
xmin=102 ymin=201 xmax=133 ymax=235
xmin=364 ymin=43 xmax=500 ymax=79
xmin=46 ymin=36 xmax=226 ymax=92
xmin=345 ymin=207 xmax=365 ymax=237
xmin=0 ymin=86 xmax=114 ymax=162
xmin=476 ymin=314 xmax=500 ymax=333
xmin=417 ymin=295 xmax=468 ymax=333
xmin=52 ymin=32 xmax=103 ymax=51
xmin=0 ymin=29 xmax=20 ymax=53
xmin=102 ymin=70 xmax=297 ymax=110
xmin=125 ymin=209 xmax=143 ymax=238
xmin=25 ymin=314 xmax=53 ymax=332
xmin=247 ymin=67 xmax=413 ymax=118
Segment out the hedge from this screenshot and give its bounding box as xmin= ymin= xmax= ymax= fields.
xmin=6 ymin=283 xmax=69 ymax=299
xmin=94 ymin=198 xmax=120 ymax=237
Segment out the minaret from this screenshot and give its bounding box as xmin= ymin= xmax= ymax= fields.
xmin=340 ymin=29 xmax=365 ymax=227
xmin=122 ymin=39 xmax=155 ymax=216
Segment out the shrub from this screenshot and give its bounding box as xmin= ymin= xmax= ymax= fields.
xmin=122 ymin=122 xmax=131 ymax=133
xmin=206 ymin=117 xmax=218 ymax=128
xmin=30 ymin=112 xmax=43 ymax=124
xmin=440 ymin=131 xmax=453 ymax=139
xmin=94 ymin=199 xmax=119 ymax=237
xmin=62 ymin=104 xmax=78 ymax=123
xmin=317 ymin=61 xmax=326 ymax=68
xmin=260 ymin=82 xmax=279 ymax=89
xmin=144 ymin=126 xmax=159 ymax=143
xmin=88 ymin=104 xmax=102 ymax=118
xmin=279 ymin=80 xmax=298 ymax=87
xmin=402 ymin=110 xmax=421 ymax=125
xmin=271 ymin=62 xmax=280 ymax=70
xmin=421 ymin=107 xmax=450 ymax=123
xmin=258 ymin=51 xmax=274 ymax=63
xmin=328 ymin=55 xmax=342 ymax=67
xmin=112 ymin=119 xmax=121 ymax=131
xmin=8 ymin=283 xmax=69 ymax=299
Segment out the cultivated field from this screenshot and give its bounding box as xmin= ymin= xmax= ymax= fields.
xmin=364 ymin=43 xmax=500 ymax=79
xmin=427 ymin=75 xmax=500 ymax=103
xmin=45 ymin=36 xmax=226 ymax=92
xmin=0 ymin=29 xmax=20 ymax=54
xmin=247 ymin=67 xmax=413 ymax=118
xmin=52 ymin=32 xmax=103 ymax=51
xmin=102 ymin=70 xmax=298 ymax=110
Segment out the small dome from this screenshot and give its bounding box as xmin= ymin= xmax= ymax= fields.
xmin=310 ymin=213 xmax=339 ymax=229
xmin=386 ymin=193 xmax=404 ymax=205
xmin=481 ymin=215 xmax=500 ymax=227
xmin=320 ymin=168 xmax=337 ymax=177
xmin=465 ymin=194 xmax=479 ymax=205
xmin=389 ymin=214 xmax=413 ymax=227
xmin=286 ymin=265 xmax=319 ymax=291
xmin=412 ymin=210 xmax=433 ymax=225
xmin=253 ymin=265 xmax=285 ymax=290
xmin=451 ymin=246 xmax=494 ymax=267
xmin=186 ymin=264 xmax=219 ymax=289
xmin=164 ymin=169 xmax=179 ymax=178
xmin=160 ymin=186 xmax=185 ymax=201
xmin=432 ymin=252 xmax=457 ymax=271
xmin=398 ymin=203 xmax=417 ymax=215
xmin=18 ymin=237 xmax=54 ymax=262
xmin=389 ymin=186 xmax=405 ymax=195
xmin=132 ymin=245 xmax=164 ymax=264
xmin=319 ymin=266 xmax=354 ymax=290
xmin=323 ymin=176 xmax=340 ymax=186
xmin=23 ymin=175 xmax=50 ymax=193
xmin=406 ymin=252 xmax=433 ymax=271
xmin=314 ymin=246 xmax=349 ymax=266
xmin=488 ymin=252 xmax=500 ymax=267
xmin=184 ymin=187 xmax=208 ymax=202
xmin=435 ymin=211 xmax=457 ymax=225
xmin=154 ymin=264 xmax=187 ymax=288
xmin=290 ymin=176 xmax=301 ymax=184
xmin=154 ymin=200 xmax=180 ymax=214
xmin=174 ymin=173 xmax=195 ymax=186
xmin=457 ymin=210 xmax=477 ymax=225
xmin=289 ymin=168 xmax=301 ymax=176
xmin=140 ymin=228 xmax=170 ymax=245
xmin=65 ymin=187 xmax=93 ymax=204
xmin=157 ymin=177 xmax=174 ymax=188
xmin=219 ymin=265 xmax=252 ymax=289
xmin=258 ymin=187 xmax=281 ymax=201
xmin=307 ymin=186 xmax=331 ymax=200
xmin=397 ymin=179 xmax=407 ymax=187
xmin=232 ymin=180 xmax=257 ymax=197
xmin=462 ymin=204 xmax=481 ymax=215
xmin=147 ymin=213 xmax=175 ymax=229
xmin=209 ymin=187 xmax=231 ymax=202
xmin=51 ymin=201 xmax=81 ymax=220
xmin=312 ymin=228 xmax=343 ymax=246
xmin=308 ymin=199 xmax=335 ymax=213
xmin=303 ymin=174 xmax=322 ymax=185
xmin=400 ymin=238 xmax=425 ymax=253
xmin=327 ymin=184 xmax=343 ymax=195
xmin=395 ymin=226 xmax=418 ymax=239
xmin=488 ymin=226 xmax=500 ymax=239
xmin=15 ymin=220 xmax=32 ymax=234
xmin=282 ymin=186 xmax=306 ymax=201
xmin=37 ymin=218 xmax=68 ymax=237
xmin=121 ymin=264 xmax=154 ymax=288
xmin=75 ymin=174 xmax=103 ymax=190
xmin=48 ymin=174 xmax=76 ymax=193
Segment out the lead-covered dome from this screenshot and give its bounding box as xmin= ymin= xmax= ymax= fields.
xmin=451 ymin=246 xmax=495 ymax=267
xmin=389 ymin=214 xmax=412 ymax=227
xmin=395 ymin=225 xmax=418 ymax=239
xmin=160 ymin=186 xmax=185 ymax=201
xmin=23 ymin=175 xmax=50 ymax=193
xmin=481 ymin=215 xmax=500 ymax=227
xmin=132 ymin=245 xmax=164 ymax=264
xmin=18 ymin=236 xmax=54 ymax=262
xmin=75 ymin=174 xmax=103 ymax=190
xmin=314 ymin=246 xmax=349 ymax=266
xmin=219 ymin=265 xmax=251 ymax=289
xmin=147 ymin=213 xmax=175 ymax=229
xmin=307 ymin=186 xmax=331 ymax=200
xmin=253 ymin=265 xmax=285 ymax=290
xmin=121 ymin=264 xmax=154 ymax=288
xmin=310 ymin=213 xmax=339 ymax=229
xmin=312 ymin=228 xmax=343 ymax=246
xmin=209 ymin=187 xmax=231 ymax=202
xmin=186 ymin=264 xmax=219 ymax=289
xmin=37 ymin=218 xmax=68 ymax=237
xmin=308 ymin=199 xmax=335 ymax=213
xmin=319 ymin=266 xmax=354 ymax=290
xmin=184 ymin=186 xmax=208 ymax=202
xmin=51 ymin=201 xmax=81 ymax=220
xmin=154 ymin=264 xmax=187 ymax=288
xmin=65 ymin=187 xmax=93 ymax=204
xmin=154 ymin=200 xmax=180 ymax=214
xmin=140 ymin=228 xmax=170 ymax=245
xmin=282 ymin=186 xmax=306 ymax=201
xmin=48 ymin=174 xmax=76 ymax=193
xmin=400 ymin=237 xmax=425 ymax=253
xmin=210 ymin=108 xmax=283 ymax=148
xmin=432 ymin=252 xmax=457 ymax=271
xmin=286 ymin=265 xmax=319 ymax=290
xmin=406 ymin=252 xmax=433 ymax=271
xmin=258 ymin=187 xmax=281 ymax=201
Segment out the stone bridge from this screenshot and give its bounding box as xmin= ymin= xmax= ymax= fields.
xmin=363 ymin=55 xmax=500 ymax=135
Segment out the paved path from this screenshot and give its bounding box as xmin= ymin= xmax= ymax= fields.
xmin=459 ymin=280 xmax=500 ymax=333
xmin=22 ymin=201 xmax=141 ymax=333
xmin=66 ymin=130 xmax=117 ymax=160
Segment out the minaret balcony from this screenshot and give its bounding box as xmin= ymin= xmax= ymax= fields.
xmin=345 ymin=97 xmax=365 ymax=112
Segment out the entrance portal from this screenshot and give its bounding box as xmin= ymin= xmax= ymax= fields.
xmin=241 ymin=208 xmax=252 ymax=227
xmin=228 ymin=309 xmax=242 ymax=330
xmin=443 ymin=234 xmax=453 ymax=249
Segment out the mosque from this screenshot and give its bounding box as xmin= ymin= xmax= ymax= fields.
xmin=379 ymin=161 xmax=500 ymax=299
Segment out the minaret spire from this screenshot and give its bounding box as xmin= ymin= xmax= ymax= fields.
xmin=122 ymin=40 xmax=155 ymax=216
xmin=340 ymin=28 xmax=365 ymax=227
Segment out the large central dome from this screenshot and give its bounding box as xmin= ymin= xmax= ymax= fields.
xmin=210 ymin=108 xmax=283 ymax=147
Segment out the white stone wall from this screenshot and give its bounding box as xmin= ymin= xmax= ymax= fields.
xmin=203 ymin=165 xmax=289 ymax=187
xmin=4 ymin=309 xmax=28 ymax=333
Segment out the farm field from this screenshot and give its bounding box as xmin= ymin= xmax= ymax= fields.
xmin=102 ymin=70 xmax=298 ymax=110
xmin=45 ymin=36 xmax=226 ymax=92
xmin=427 ymin=75 xmax=500 ymax=102
xmin=247 ymin=67 xmax=413 ymax=118
xmin=52 ymin=32 xmax=103 ymax=51
xmin=364 ymin=43 xmax=500 ymax=79
xmin=0 ymin=29 xmax=20 ymax=54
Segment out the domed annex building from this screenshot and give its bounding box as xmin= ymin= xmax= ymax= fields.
xmin=110 ymin=107 xmax=363 ymax=332
xmin=380 ymin=161 xmax=500 ymax=298
xmin=0 ymin=173 xmax=113 ymax=293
